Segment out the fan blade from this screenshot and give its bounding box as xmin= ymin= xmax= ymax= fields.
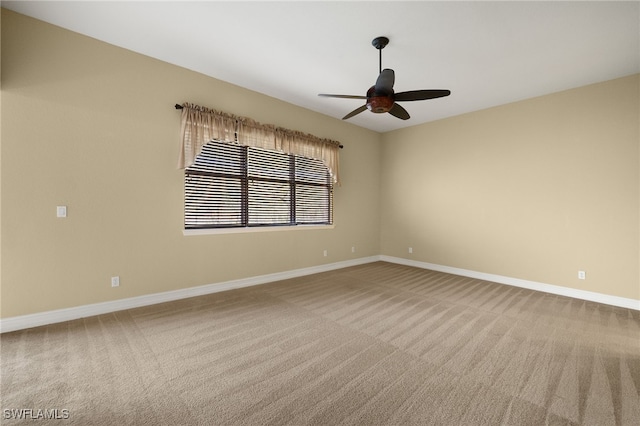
xmin=388 ymin=103 xmax=410 ymax=120
xmin=375 ymin=69 xmax=395 ymax=94
xmin=342 ymin=105 xmax=367 ymax=120
xmin=395 ymin=89 xmax=451 ymax=102
xmin=318 ymin=94 xmax=367 ymax=99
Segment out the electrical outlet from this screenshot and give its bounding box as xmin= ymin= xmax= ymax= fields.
xmin=323 ymin=250 xmax=327 ymax=257
xmin=351 ymin=246 xmax=355 ymax=253
xmin=578 ymin=270 xmax=586 ymax=280
xmin=56 ymin=206 xmax=67 ymax=218
xmin=111 ymin=276 xmax=120 ymax=287
xmin=408 ymin=247 xmax=413 ymax=254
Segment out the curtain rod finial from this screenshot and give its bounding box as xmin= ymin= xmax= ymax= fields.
xmin=175 ymin=104 xmax=183 ymax=110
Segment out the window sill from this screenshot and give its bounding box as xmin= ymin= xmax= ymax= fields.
xmin=183 ymin=224 xmax=334 ymax=236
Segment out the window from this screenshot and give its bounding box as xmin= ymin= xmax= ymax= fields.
xmin=185 ymin=141 xmax=333 ymax=229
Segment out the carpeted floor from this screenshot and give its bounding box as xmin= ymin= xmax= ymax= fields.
xmin=1 ymin=262 xmax=639 ymax=425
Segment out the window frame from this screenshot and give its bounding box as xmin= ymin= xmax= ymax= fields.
xmin=184 ymin=141 xmax=334 ymax=234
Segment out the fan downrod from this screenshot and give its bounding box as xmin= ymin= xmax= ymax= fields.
xmin=372 ymin=36 xmax=389 ymax=74
xmin=371 ymin=36 xmax=389 ymax=50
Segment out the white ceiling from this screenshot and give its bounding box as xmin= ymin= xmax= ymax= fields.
xmin=3 ymin=1 xmax=639 ymax=133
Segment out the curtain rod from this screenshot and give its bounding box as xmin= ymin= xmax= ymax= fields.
xmin=175 ymin=104 xmax=344 ymax=149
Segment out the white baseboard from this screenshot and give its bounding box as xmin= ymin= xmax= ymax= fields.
xmin=2 ymin=254 xmax=638 ymax=333
xmin=0 ymin=256 xmax=379 ymax=333
xmin=380 ymin=255 xmax=640 ymax=311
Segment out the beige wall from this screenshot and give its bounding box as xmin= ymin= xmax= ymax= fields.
xmin=2 ymin=10 xmax=638 ymax=320
xmin=381 ymin=74 xmax=639 ymax=300
xmin=0 ymin=10 xmax=381 ymax=318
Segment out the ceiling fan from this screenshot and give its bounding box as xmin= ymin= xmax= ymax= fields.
xmin=319 ymin=36 xmax=451 ymax=121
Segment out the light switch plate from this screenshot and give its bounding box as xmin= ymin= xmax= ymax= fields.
xmin=56 ymin=206 xmax=67 ymax=218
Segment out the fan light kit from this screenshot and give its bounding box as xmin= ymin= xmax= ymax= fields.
xmin=319 ymin=36 xmax=451 ymax=120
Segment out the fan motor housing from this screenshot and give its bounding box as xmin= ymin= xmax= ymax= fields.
xmin=367 ymin=97 xmax=394 ymax=113
xmin=366 ymin=86 xmax=394 ymax=113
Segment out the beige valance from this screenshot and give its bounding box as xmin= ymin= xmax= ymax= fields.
xmin=177 ymin=103 xmax=341 ymax=184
